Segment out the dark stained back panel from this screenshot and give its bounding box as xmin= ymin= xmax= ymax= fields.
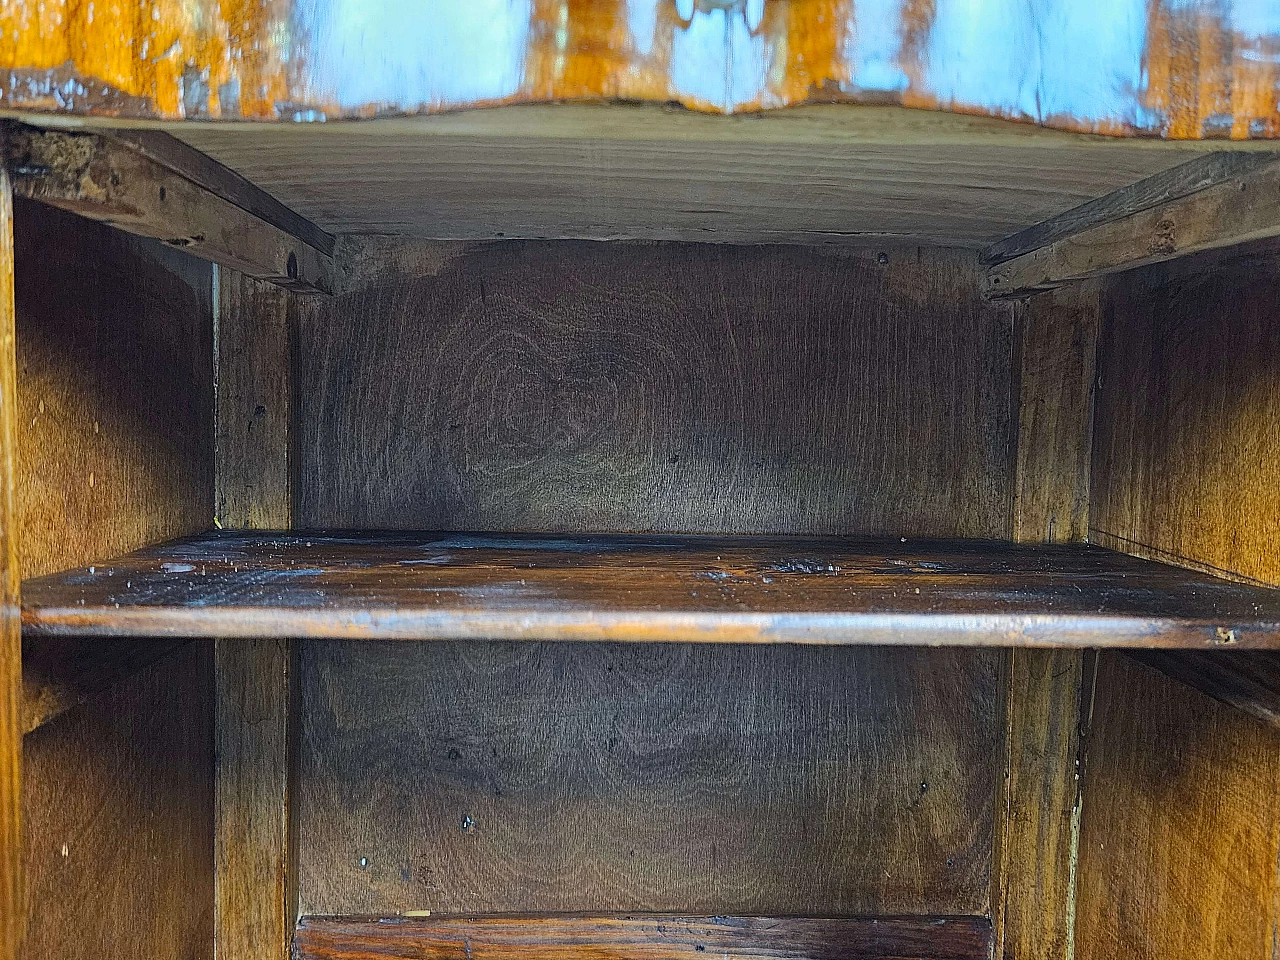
xmin=295 ymin=641 xmax=1000 ymax=917
xmin=296 ymin=242 xmax=1012 ymax=537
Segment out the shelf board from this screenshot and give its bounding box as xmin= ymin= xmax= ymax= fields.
xmin=20 ymin=532 xmax=1280 ymax=647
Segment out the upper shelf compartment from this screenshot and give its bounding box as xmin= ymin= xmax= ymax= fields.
xmin=21 ymin=532 xmax=1280 ymax=647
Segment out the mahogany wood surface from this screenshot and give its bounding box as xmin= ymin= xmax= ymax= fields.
xmin=293 ymin=915 xmax=994 ymax=960
xmin=19 ymin=531 xmax=1280 ymax=648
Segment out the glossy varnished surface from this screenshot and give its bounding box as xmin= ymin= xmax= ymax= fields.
xmin=1 ymin=0 xmax=1277 ymax=138
xmin=19 ymin=532 xmax=1280 ymax=647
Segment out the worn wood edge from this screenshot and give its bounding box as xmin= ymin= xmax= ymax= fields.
xmin=293 ymin=915 xmax=995 ymax=960
xmin=984 ymin=151 xmax=1278 ymax=264
xmin=984 ymin=153 xmax=1280 ymax=297
xmin=1124 ymin=651 xmax=1280 ymax=731
xmin=0 ymin=163 xmax=22 ymax=960
xmin=19 ymin=607 xmax=1280 ymax=648
xmin=20 ymin=637 xmax=188 ymax=734
xmin=991 ymin=650 xmax=1086 ymax=960
xmin=0 ymin=122 xmax=333 ymax=293
xmin=101 ymin=129 xmax=335 ymax=257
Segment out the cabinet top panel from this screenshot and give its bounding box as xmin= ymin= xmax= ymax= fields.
xmin=0 ymin=0 xmax=1276 ymax=139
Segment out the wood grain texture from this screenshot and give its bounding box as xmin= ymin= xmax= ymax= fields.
xmin=216 ymin=268 xmax=292 ymax=530
xmin=986 ymin=154 xmax=1280 ymax=297
xmin=103 ymin=129 xmax=336 ymax=257
xmin=0 ymin=165 xmax=22 ymax=960
xmin=292 ymin=915 xmax=995 ymax=960
xmin=1127 ymin=651 xmax=1280 ymax=730
xmin=21 ymin=532 xmax=1280 ymax=648
xmin=1011 ymin=284 xmax=1100 ymax=545
xmin=1090 ymin=244 xmax=1280 ymax=587
xmin=298 ymin=242 xmax=1013 ymax=537
xmin=214 ymin=264 xmax=296 ymax=960
xmin=21 ymin=642 xmax=214 ymax=960
xmin=296 ymin=642 xmax=1000 ymax=916
xmin=984 ymin=151 xmax=1279 ymax=263
xmin=215 ymin=639 xmax=295 ymax=960
xmin=1074 ymin=653 xmax=1280 ymax=960
xmin=20 ymin=635 xmax=186 ymax=733
xmin=992 ymin=650 xmax=1085 ymax=960
xmin=173 ymin=108 xmax=1207 ymax=247
xmin=3 ymin=123 xmax=332 ymax=292
xmin=14 ymin=196 xmax=213 ymax=580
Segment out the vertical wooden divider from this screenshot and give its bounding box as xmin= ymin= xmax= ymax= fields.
xmin=214 ymin=267 xmax=295 ymax=960
xmin=0 ymin=166 xmax=23 ymax=960
xmin=993 ymin=284 xmax=1100 ymax=960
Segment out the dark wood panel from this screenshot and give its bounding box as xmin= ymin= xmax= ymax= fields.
xmin=296 ymin=642 xmax=1000 ymax=916
xmin=20 ymin=532 xmax=1280 ymax=647
xmin=297 ymin=243 xmax=1013 ymax=538
xmin=1090 ymin=244 xmax=1280 ymax=586
xmin=21 ymin=643 xmax=214 ymax=960
xmin=1075 ymin=654 xmax=1280 ymax=960
xmin=1126 ymin=651 xmax=1280 ymax=731
xmin=14 ymin=197 xmax=213 ymax=580
xmin=293 ymin=915 xmax=994 ymax=960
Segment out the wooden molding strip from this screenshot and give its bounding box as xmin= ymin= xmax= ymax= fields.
xmin=984 ymin=151 xmax=1280 ymax=298
xmin=293 ymin=915 xmax=994 ymax=960
xmin=0 ymin=123 xmax=332 ymax=293
xmin=1125 ymin=651 xmax=1280 ymax=730
xmin=103 ymin=129 xmax=336 ymax=258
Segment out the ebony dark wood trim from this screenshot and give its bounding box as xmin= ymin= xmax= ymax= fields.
xmin=984 ymin=152 xmax=1276 ymax=265
xmin=102 ymin=129 xmax=336 ymax=257
xmin=0 ymin=123 xmax=332 ymax=293
xmin=1125 ymin=651 xmax=1280 ymax=730
xmin=984 ymin=152 xmax=1280 ymax=297
xmin=293 ymin=915 xmax=994 ymax=960
xmin=19 ymin=532 xmax=1280 ymax=648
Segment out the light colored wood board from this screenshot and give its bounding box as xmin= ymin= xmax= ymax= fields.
xmin=1090 ymin=244 xmax=1280 ymax=587
xmin=21 ymin=643 xmax=214 ymax=960
xmin=986 ymin=154 xmax=1280 ymax=296
xmin=297 ymin=243 xmax=1014 ymax=537
xmin=1074 ymin=653 xmax=1280 ymax=960
xmin=1012 ymin=283 xmax=1101 ymax=544
xmin=215 ymin=639 xmax=295 ymax=960
xmin=215 ymin=268 xmax=292 ymax=530
xmin=14 ymin=197 xmax=213 ymax=580
xmin=293 ymin=915 xmax=995 ymax=960
xmin=992 ymin=649 xmax=1085 ymax=960
xmin=0 ymin=165 xmax=22 ymax=960
xmin=167 ymin=106 xmax=1209 ymax=245
xmin=296 ymin=641 xmax=1001 ymax=916
xmin=3 ymin=124 xmax=332 ymax=292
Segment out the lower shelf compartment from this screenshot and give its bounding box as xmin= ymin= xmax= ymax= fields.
xmin=19 ymin=531 xmax=1280 ymax=647
xmin=293 ymin=915 xmax=994 ymax=960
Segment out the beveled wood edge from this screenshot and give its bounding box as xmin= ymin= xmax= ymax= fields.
xmin=19 ymin=608 xmax=1280 ymax=648
xmin=0 ymin=121 xmax=333 ymax=293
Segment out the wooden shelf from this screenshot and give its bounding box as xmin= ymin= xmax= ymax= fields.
xmin=19 ymin=532 xmax=1280 ymax=647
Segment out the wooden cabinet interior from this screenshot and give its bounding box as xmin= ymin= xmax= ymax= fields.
xmin=0 ymin=111 xmax=1279 ymax=960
